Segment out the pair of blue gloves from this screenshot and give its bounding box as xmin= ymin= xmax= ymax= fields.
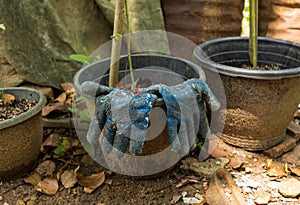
xmin=81 ymin=78 xmax=220 ymax=157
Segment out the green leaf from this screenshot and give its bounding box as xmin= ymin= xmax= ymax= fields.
xmin=0 ymin=24 xmax=6 ymax=30
xmin=68 ymin=107 xmax=78 ymax=113
xmin=70 ymin=54 xmax=89 ymax=64
xmin=74 ymin=96 xmax=84 ymax=103
xmin=79 ymin=109 xmax=91 ymax=122
xmin=110 ymin=33 xmax=122 ymax=39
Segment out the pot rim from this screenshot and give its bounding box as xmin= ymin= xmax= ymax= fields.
xmin=0 ymin=87 xmax=46 ymax=129
xmin=193 ymin=36 xmax=300 ymax=79
xmin=73 ymin=53 xmax=205 ymax=102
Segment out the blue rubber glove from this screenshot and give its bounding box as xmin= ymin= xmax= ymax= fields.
xmin=140 ymin=78 xmax=220 ymax=156
xmin=81 ymin=81 xmax=156 ymax=157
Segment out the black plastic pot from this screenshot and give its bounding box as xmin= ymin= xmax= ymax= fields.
xmin=73 ymin=54 xmax=205 ymax=176
xmin=194 ymin=36 xmax=300 ymax=150
xmin=0 ymin=87 xmax=46 ymax=181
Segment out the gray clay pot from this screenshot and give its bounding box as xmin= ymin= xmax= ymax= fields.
xmin=0 ymin=87 xmax=46 ymax=181
xmin=194 ymin=36 xmax=300 ymax=150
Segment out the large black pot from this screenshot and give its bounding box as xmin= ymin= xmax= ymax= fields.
xmin=194 ymin=36 xmax=300 ymax=150
xmin=73 ymin=54 xmax=205 ymax=176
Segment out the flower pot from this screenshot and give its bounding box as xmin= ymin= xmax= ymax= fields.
xmin=161 ymin=0 xmax=244 ymax=44
xmin=0 ymin=87 xmax=46 ymax=181
xmin=73 ymin=54 xmax=204 ymax=176
xmin=194 ymin=36 xmax=300 ymax=150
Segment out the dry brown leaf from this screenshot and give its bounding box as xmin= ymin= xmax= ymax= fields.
xmin=77 ymin=171 xmax=105 ymax=193
xmin=290 ymin=167 xmax=300 ymax=176
xmin=55 ymin=92 xmax=67 ymax=104
xmin=41 ymin=134 xmax=62 ymax=152
xmin=42 ymin=103 xmax=68 ymax=117
xmin=171 ymin=192 xmax=182 ymax=204
xmin=24 ymin=171 xmax=41 ymax=186
xmin=176 ymin=178 xmax=199 ymax=188
xmin=35 ymin=160 xmax=56 ymax=177
xmin=34 ymin=177 xmax=59 ymax=195
xmin=72 ymin=148 xmax=86 ymax=156
xmin=61 ymin=169 xmax=78 ymax=189
xmin=3 ymin=93 xmax=16 ymax=105
xmin=266 ymin=159 xmax=288 ymax=178
xmin=60 ymin=82 xmax=74 ymax=93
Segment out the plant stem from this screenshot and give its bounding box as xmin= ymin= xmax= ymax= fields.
xmin=249 ymin=0 xmax=258 ymax=68
xmin=109 ymin=0 xmax=125 ymax=87
xmin=124 ymin=0 xmax=136 ymax=92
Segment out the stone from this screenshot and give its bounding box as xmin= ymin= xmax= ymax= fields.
xmin=278 ymin=178 xmax=300 ymax=198
xmin=263 ymin=135 xmax=298 ymax=158
xmin=0 ymin=0 xmax=111 ymax=89
xmin=281 ymin=144 xmax=300 ymax=166
xmin=255 ymin=192 xmax=271 ymax=205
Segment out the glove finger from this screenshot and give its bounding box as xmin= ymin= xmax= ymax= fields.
xmin=94 ymin=97 xmax=108 ymax=131
xmin=166 ymin=117 xmax=181 ymax=151
xmin=81 ymin=81 xmax=113 ymax=97
xmin=101 ymin=119 xmax=116 ymax=154
xmin=199 ymin=82 xmax=220 ymax=111
xmin=86 ymin=116 xmax=101 ymax=145
xmin=112 ymin=130 xmax=129 ymax=158
xmin=177 ymin=121 xmax=191 ymax=156
xmin=198 ymin=101 xmax=211 ymax=139
xmin=129 ymin=126 xmax=147 ymax=155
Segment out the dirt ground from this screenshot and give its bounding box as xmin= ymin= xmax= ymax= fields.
xmin=1 ymin=116 xmax=300 ymax=205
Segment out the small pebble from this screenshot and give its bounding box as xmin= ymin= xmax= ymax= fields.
xmin=0 ymin=196 xmax=3 ymax=201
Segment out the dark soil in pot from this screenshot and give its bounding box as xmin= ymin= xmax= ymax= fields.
xmin=194 ymin=36 xmax=300 ymax=151
xmin=0 ymin=96 xmax=37 ymax=121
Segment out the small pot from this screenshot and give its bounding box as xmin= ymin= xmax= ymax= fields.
xmin=73 ymin=54 xmax=204 ymax=176
xmin=194 ymin=36 xmax=300 ymax=150
xmin=0 ymin=87 xmax=46 ymax=181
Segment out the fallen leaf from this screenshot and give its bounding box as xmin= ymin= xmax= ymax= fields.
xmin=266 ymin=159 xmax=288 ymax=178
xmin=41 ymin=134 xmax=62 ymax=152
xmin=289 ymin=167 xmax=300 ymax=177
xmin=60 ymin=82 xmax=74 ymax=93
xmin=42 ymin=103 xmax=68 ymax=117
xmin=3 ymin=93 xmax=16 ymax=105
xmin=61 ymin=169 xmax=78 ymax=189
xmin=35 ymin=177 xmax=59 ymax=195
xmin=35 ymin=160 xmax=56 ymax=177
xmin=77 ymin=171 xmax=105 ymax=193
xmin=72 ymin=148 xmax=86 ymax=156
xmin=176 ymin=178 xmax=199 ymax=188
xmin=171 ymin=192 xmax=182 ymax=204
xmin=206 ymin=168 xmax=246 ymax=205
xmin=54 ymin=92 xmax=67 ymax=104
xmin=24 ymin=171 xmax=41 ymax=186
xmin=180 ymin=157 xmax=229 ymax=178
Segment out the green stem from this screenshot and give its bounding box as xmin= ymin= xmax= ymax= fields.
xmin=249 ymin=0 xmax=258 ymax=68
xmin=125 ymin=0 xmax=136 ymax=92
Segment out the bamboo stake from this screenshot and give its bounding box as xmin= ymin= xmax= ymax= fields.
xmin=249 ymin=0 xmax=258 ymax=68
